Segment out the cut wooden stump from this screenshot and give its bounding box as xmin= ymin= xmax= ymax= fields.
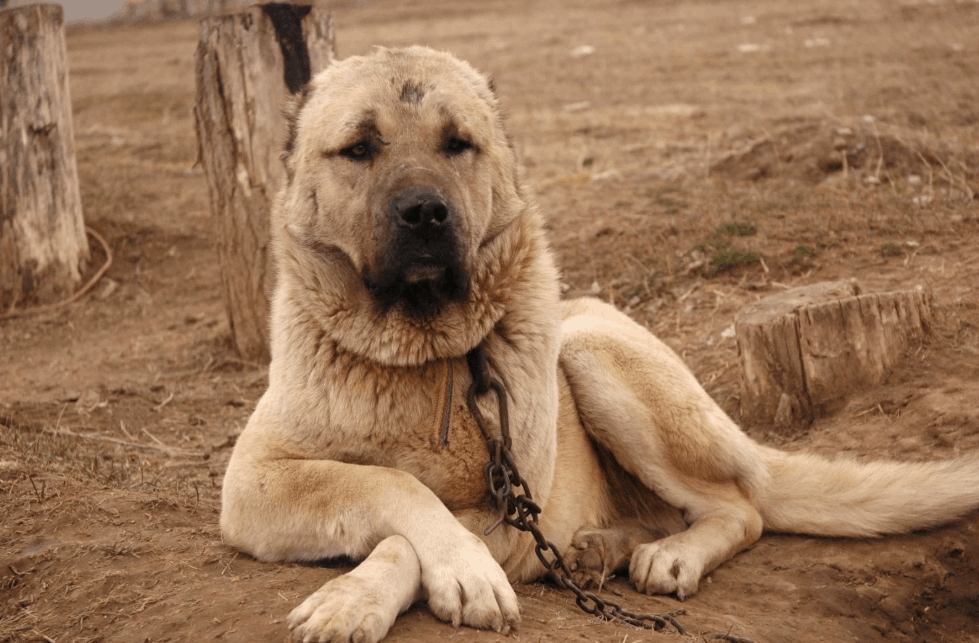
xmin=736 ymin=280 xmax=934 ymax=432
xmin=193 ymin=4 xmax=334 ymax=361
xmin=0 ymin=3 xmax=89 ymax=313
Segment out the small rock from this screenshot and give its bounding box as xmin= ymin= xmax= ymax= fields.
xmin=855 ymin=586 xmax=886 ymax=603
xmin=563 ymin=101 xmax=590 ymax=112
xmin=804 ymin=37 xmax=830 ymax=48
xmin=721 ymin=325 xmax=736 ymax=339
xmin=879 ymin=595 xmax=910 ymax=620
xmin=737 ymin=43 xmax=767 ymax=53
xmin=570 ymin=45 xmax=595 ymax=58
xmin=911 ymin=194 xmax=933 ymax=206
xmin=559 ymin=282 xmax=571 ymax=294
xmin=75 ymin=390 xmax=103 ymax=415
xmin=96 ymin=278 xmax=118 ymax=300
xmin=591 ymin=169 xmax=621 ymax=182
xmin=908 ymin=174 xmax=922 ymax=186
xmin=589 ymin=281 xmax=601 ymax=295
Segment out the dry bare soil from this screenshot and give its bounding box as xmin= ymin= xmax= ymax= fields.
xmin=2 ymin=0 xmax=979 ymax=642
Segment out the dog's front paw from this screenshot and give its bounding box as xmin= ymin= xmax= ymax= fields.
xmin=420 ymin=532 xmax=520 ymax=634
xmin=287 ymin=573 xmax=398 ymax=643
xmin=288 ymin=535 xmax=419 ymax=643
xmin=629 ymin=539 xmax=704 ymax=600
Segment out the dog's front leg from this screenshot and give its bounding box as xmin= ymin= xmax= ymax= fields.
xmin=222 ymin=433 xmax=520 ymax=641
xmin=287 ymin=534 xmax=421 ymax=643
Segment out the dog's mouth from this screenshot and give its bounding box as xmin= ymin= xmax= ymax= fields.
xmin=402 ymin=258 xmax=447 ymax=284
xmin=364 ymin=251 xmax=470 ymax=320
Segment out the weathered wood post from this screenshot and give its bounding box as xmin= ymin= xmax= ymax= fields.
xmin=736 ymin=280 xmax=934 ymax=432
xmin=0 ymin=3 xmax=89 ymax=313
xmin=194 ymin=3 xmax=334 ymax=361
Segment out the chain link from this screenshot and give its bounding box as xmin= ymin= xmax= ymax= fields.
xmin=464 ymin=348 xmax=685 ymax=635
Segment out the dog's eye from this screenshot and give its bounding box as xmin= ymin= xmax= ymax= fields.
xmin=339 ymin=141 xmax=376 ymax=162
xmin=444 ymin=136 xmax=474 ymax=157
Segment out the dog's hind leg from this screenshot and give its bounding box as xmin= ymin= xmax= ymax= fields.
xmin=559 ymin=298 xmax=768 ymax=599
xmin=566 ymin=445 xmax=687 ymax=590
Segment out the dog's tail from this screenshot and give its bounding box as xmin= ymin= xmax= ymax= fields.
xmin=757 ymin=446 xmax=979 ymax=537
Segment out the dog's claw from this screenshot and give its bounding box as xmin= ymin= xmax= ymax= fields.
xmin=421 ymin=529 xmax=520 ymax=634
xmin=629 ymin=540 xmax=703 ymax=599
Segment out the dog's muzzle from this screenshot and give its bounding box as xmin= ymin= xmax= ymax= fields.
xmin=387 ymin=187 xmax=453 ymax=283
xmin=364 ymin=185 xmax=469 ymax=318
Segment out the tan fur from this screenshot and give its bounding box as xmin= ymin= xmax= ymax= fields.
xmin=220 ymin=46 xmax=979 ymax=642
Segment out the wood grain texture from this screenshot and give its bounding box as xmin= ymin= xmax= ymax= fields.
xmin=193 ymin=5 xmax=334 ymax=361
xmin=1 ymin=3 xmax=89 ymax=311
xmin=736 ymin=280 xmax=933 ymax=431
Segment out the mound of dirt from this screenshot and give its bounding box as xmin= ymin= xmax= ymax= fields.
xmin=710 ymin=121 xmax=979 ymax=192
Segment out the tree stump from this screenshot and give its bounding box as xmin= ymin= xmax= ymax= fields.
xmin=1 ymin=3 xmax=89 ymax=313
xmin=736 ymin=280 xmax=934 ymax=431
xmin=194 ymin=4 xmax=334 ymax=361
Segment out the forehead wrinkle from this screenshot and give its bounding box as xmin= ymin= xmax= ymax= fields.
xmin=435 ymin=102 xmax=485 ymax=145
xmin=336 ymin=110 xmax=380 ymax=140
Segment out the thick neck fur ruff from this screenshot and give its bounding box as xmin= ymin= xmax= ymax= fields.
xmin=271 ymin=198 xmax=560 ymax=369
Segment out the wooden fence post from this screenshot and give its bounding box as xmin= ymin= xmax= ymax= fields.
xmin=194 ymin=4 xmax=334 ymax=361
xmin=1 ymin=3 xmax=89 ymax=313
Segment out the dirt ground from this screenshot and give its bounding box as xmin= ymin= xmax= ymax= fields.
xmin=2 ymin=0 xmax=979 ymax=641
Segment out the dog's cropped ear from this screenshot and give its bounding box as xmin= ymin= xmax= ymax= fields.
xmin=281 ymin=83 xmax=314 ymax=179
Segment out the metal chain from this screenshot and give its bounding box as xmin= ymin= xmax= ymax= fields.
xmin=464 ymin=346 xmax=686 ymax=635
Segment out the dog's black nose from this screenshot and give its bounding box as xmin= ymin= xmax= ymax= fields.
xmin=388 ymin=187 xmax=450 ymax=236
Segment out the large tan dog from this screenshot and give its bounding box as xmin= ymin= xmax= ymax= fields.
xmin=221 ymin=46 xmax=979 ymax=643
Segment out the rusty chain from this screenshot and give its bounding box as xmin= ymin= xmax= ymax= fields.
xmin=464 ymin=346 xmax=686 ymax=635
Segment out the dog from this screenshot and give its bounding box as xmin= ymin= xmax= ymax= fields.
xmin=220 ymin=46 xmax=979 ymax=643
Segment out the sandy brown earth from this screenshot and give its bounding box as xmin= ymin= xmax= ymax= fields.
xmin=2 ymin=0 xmax=979 ymax=641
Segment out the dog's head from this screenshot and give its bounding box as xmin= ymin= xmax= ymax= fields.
xmin=279 ymin=47 xmax=522 ymax=319
xmin=272 ymin=46 xmax=548 ymax=366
